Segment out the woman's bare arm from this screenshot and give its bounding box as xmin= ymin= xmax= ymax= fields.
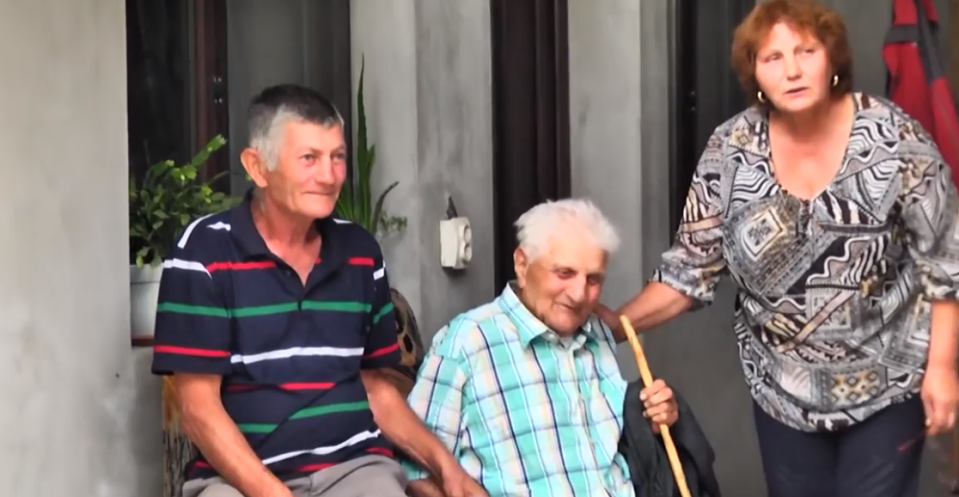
xmin=597 ymin=282 xmax=695 ymax=343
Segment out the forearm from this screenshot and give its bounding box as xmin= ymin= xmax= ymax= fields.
xmin=928 ymin=299 xmax=959 ymax=370
xmin=181 ymin=400 xmax=285 ymax=497
xmin=362 ymin=370 xmax=459 ymax=478
xmin=612 ymin=282 xmax=694 ymax=341
xmin=407 ymin=478 xmax=447 ymax=497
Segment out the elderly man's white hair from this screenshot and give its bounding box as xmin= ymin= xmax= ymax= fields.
xmin=514 ymin=198 xmax=620 ymax=261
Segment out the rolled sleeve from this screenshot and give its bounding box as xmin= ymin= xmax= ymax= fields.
xmin=361 ymin=254 xmax=402 ymax=369
xmin=651 ymin=133 xmax=727 ymax=307
xmin=151 ymin=247 xmax=233 ymax=376
xmin=900 ymin=143 xmax=959 ymax=301
xmin=401 ymin=324 xmax=469 ymax=481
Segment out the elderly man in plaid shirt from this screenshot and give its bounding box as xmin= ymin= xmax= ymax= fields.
xmin=403 ymin=199 xmax=680 ymax=497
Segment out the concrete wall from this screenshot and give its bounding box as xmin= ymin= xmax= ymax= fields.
xmin=351 ymin=0 xmax=496 ymax=340
xmin=0 ymin=0 xmax=162 ymax=496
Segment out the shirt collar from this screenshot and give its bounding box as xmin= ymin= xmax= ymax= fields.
xmin=496 ymin=282 xmax=601 ymax=348
xmin=229 ymin=189 xmax=344 ymax=267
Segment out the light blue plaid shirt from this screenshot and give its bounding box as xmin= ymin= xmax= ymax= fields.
xmin=403 ymin=284 xmax=633 ymax=496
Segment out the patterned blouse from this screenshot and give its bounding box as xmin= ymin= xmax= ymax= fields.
xmin=653 ymin=93 xmax=959 ymax=432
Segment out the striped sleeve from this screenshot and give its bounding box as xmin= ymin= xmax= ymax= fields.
xmin=361 ymin=251 xmax=402 ymax=369
xmin=151 ymin=242 xmax=233 ymax=376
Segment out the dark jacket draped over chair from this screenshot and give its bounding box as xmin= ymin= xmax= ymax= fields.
xmin=619 ymin=381 xmax=722 ymax=497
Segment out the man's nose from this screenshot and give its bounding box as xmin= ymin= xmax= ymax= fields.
xmin=314 ymin=155 xmax=335 ymax=184
xmin=566 ymin=279 xmax=588 ymax=303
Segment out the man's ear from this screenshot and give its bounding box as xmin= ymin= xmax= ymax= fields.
xmin=513 ymin=247 xmax=529 ymax=287
xmin=240 ymin=147 xmax=268 ymax=188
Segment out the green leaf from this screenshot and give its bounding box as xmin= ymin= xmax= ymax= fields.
xmin=129 ymin=133 xmax=237 ymax=264
xmin=336 ymin=179 xmax=355 ymax=220
xmin=360 ymin=144 xmax=376 ymax=231
xmin=371 ymin=181 xmax=399 ymax=234
xmin=329 ymin=53 xmax=407 ymax=237
xmin=135 ymin=246 xmax=152 ymax=268
xmin=357 ymin=56 xmax=368 ymax=174
xmin=356 ymin=58 xmax=376 ymax=231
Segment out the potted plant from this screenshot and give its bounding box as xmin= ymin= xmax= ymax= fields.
xmin=338 ymin=59 xmax=424 ymax=386
xmin=337 ymin=58 xmax=407 ymax=238
xmin=129 ymin=135 xmax=238 ymax=341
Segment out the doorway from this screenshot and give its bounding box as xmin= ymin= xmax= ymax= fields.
xmin=489 ymin=0 xmax=572 ymax=290
xmin=669 ymin=0 xmax=752 ymax=230
xmin=487 ymin=0 xmax=755 ymax=289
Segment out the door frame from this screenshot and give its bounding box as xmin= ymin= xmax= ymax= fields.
xmin=192 ymin=0 xmax=230 ymax=189
xmin=669 ymin=0 xmax=753 ymax=230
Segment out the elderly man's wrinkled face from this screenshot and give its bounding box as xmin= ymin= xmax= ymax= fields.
xmin=755 ymin=22 xmax=831 ymax=113
xmin=513 ymin=232 xmax=607 ymax=336
xmin=246 ymin=120 xmax=347 ymax=219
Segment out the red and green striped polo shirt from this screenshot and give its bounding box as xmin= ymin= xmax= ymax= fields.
xmin=151 ymin=194 xmax=401 ymax=481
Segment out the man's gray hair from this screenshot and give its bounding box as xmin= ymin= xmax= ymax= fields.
xmin=247 ymin=84 xmax=344 ymax=171
xmin=514 ymin=198 xmax=620 ymax=261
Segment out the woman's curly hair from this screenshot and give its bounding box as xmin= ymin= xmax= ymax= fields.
xmin=731 ymin=0 xmax=854 ymax=105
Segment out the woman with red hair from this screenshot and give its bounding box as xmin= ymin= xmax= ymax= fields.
xmin=602 ymin=1 xmax=959 ymax=495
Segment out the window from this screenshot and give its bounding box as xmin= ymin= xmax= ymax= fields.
xmin=126 ymin=0 xmax=230 ymax=189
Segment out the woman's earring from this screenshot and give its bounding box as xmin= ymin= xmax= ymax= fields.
xmin=832 ymin=74 xmax=839 ymax=87
xmin=757 ymin=91 xmax=766 ymax=103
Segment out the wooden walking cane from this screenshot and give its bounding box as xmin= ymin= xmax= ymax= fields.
xmin=620 ymin=316 xmax=692 ymax=497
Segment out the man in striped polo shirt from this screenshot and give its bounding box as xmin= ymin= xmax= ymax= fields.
xmin=152 ymin=85 xmax=484 ymax=497
xmin=404 ymin=199 xmax=681 ymax=497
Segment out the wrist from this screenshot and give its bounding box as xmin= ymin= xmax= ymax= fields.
xmin=435 ymin=454 xmax=462 ymax=480
xmin=254 ymin=477 xmax=291 ymax=497
xmin=927 ymin=359 xmax=958 ymax=374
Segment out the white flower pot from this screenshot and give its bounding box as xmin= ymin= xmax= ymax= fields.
xmin=130 ymin=264 xmax=163 ymax=341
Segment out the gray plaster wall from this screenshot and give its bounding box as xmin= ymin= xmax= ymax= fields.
xmin=571 ymin=0 xmax=957 ymax=495
xmin=351 ymin=0 xmax=496 ymax=341
xmin=0 ymin=0 xmax=162 ymax=495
